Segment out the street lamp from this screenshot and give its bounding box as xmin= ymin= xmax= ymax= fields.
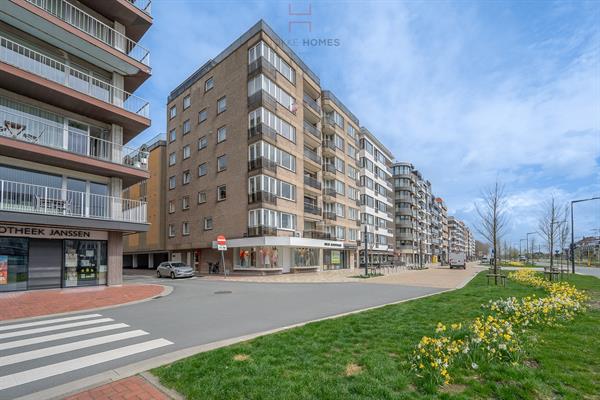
xmin=571 ymin=197 xmax=600 ymax=274
xmin=519 ymin=239 xmax=527 ymax=259
xmin=526 ymin=232 xmax=536 ymax=265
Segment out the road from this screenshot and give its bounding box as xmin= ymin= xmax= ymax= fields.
xmin=515 ymin=261 xmax=600 ymax=278
xmin=0 ymin=274 xmax=448 ymax=399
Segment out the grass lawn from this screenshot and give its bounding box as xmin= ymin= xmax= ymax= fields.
xmin=152 ymin=273 xmax=600 ymax=399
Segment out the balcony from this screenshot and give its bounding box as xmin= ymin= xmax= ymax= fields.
xmin=247 ymin=226 xmax=277 ymax=237
xmin=302 ymin=94 xmax=321 ymax=123
xmin=248 ymin=157 xmax=277 ymax=174
xmin=0 ymin=36 xmax=150 ymax=139
xmin=22 ymin=0 xmax=150 ymax=66
xmin=247 ymin=90 xmax=278 ymax=114
xmin=303 ymin=230 xmax=330 ymax=240
xmin=303 ymin=94 xmax=321 ymax=115
xmin=248 ymin=123 xmax=278 ymax=144
xmin=322 ymin=139 xmax=336 ymax=154
xmin=248 ymin=57 xmax=277 ymax=81
xmin=0 ymin=178 xmax=147 ymax=224
xmin=355 ymin=219 xmax=361 ymax=227
xmin=323 ymin=211 xmax=337 ymax=221
xmin=303 ymin=121 xmax=321 ymax=142
xmin=248 ymin=191 xmax=277 ymax=205
xmin=303 ymin=147 xmax=321 ymax=168
xmin=396 ymin=232 xmax=415 ymax=241
xmin=303 ymin=202 xmax=321 ymax=216
xmin=127 ymin=0 xmax=152 ymax=16
xmin=322 ymin=163 xmax=336 ymax=175
xmin=323 ymin=188 xmax=337 ymax=198
xmin=303 ymin=175 xmax=321 ymax=191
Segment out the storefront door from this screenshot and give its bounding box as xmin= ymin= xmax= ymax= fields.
xmin=28 ymin=239 xmax=62 ymax=290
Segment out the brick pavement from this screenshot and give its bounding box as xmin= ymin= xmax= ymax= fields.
xmin=0 ymin=284 xmax=165 ymax=321
xmin=63 ymin=376 xmax=170 ymax=400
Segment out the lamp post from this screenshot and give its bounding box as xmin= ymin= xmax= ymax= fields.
xmin=520 ymin=239 xmax=527 ymax=260
xmin=571 ymin=197 xmax=600 ymax=274
xmin=526 ymin=232 xmax=536 ymax=265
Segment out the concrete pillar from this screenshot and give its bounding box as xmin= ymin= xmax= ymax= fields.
xmin=132 ymin=253 xmax=138 ymax=269
xmin=148 ymin=253 xmax=154 ymax=269
xmin=112 ymin=73 xmax=125 ymax=108
xmin=113 ymin=21 xmax=126 ymax=53
xmin=109 ymin=177 xmax=123 ymax=221
xmin=111 ymin=124 xmax=123 ymax=164
xmin=107 ymin=231 xmax=123 ymax=286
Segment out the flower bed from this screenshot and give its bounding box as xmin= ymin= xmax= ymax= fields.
xmin=411 ymin=269 xmax=588 ymax=388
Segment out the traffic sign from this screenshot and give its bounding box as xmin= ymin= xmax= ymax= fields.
xmin=217 ymin=235 xmax=227 ymax=251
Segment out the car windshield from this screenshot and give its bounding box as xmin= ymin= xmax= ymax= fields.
xmin=170 ymin=263 xmax=188 ymax=268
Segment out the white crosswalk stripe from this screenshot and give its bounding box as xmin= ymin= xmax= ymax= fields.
xmin=0 ymin=314 xmax=173 ymax=392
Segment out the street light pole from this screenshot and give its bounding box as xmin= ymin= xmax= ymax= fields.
xmin=526 ymin=232 xmax=536 ymax=265
xmin=571 ymin=197 xmax=600 ymax=274
xmin=520 ymin=239 xmax=526 ymax=260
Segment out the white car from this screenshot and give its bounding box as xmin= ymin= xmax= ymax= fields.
xmin=156 ymin=262 xmax=195 ymax=279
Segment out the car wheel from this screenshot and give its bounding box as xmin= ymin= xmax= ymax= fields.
xmin=170 ymin=272 xmax=175 ymax=279
xmin=156 ymin=270 xmax=161 ymax=278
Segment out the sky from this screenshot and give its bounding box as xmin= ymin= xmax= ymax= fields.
xmin=131 ymin=0 xmax=600 ymax=247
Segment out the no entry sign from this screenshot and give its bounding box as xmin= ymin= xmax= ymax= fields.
xmin=217 ymin=235 xmax=227 ymax=251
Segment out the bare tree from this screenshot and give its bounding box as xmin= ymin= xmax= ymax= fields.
xmin=475 ymin=181 xmax=510 ymax=283
xmin=558 ymin=205 xmax=570 ymax=271
xmin=537 ymin=197 xmax=566 ymax=269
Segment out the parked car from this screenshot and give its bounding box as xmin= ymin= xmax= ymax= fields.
xmin=481 ymin=256 xmax=490 ymax=264
xmin=449 ymin=252 xmax=466 ymax=269
xmin=519 ymin=255 xmax=527 ymax=262
xmin=156 ymin=262 xmax=195 ymax=279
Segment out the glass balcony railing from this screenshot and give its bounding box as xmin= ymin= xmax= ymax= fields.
xmin=0 ymin=36 xmax=150 ymax=118
xmin=303 ymin=147 xmax=321 ymax=165
xmin=127 ymin=0 xmax=152 ymax=15
xmin=0 ymin=179 xmax=147 ymax=223
xmin=26 ymin=0 xmax=150 ymax=65
xmin=0 ymin=108 xmax=148 ymax=169
xmin=303 ymin=94 xmax=321 ymax=115
xmin=303 ymin=175 xmax=321 ymax=190
xmin=303 ymin=121 xmax=321 ymax=140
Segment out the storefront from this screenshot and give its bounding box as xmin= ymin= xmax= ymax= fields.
xmin=0 ymin=224 xmax=108 ymax=292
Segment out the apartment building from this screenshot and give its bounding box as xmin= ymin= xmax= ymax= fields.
xmin=391 ymin=163 xmax=448 ymax=265
xmin=123 ymin=134 xmax=168 ymax=268
xmin=358 ymin=127 xmax=394 ymax=265
xmin=467 ymin=229 xmax=475 ymax=260
xmin=165 ymin=20 xmax=364 ymax=274
xmin=448 ymin=216 xmax=468 ymax=254
xmin=0 ymin=0 xmax=152 ymax=291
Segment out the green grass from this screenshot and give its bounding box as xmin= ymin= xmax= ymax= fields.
xmin=152 ymin=273 xmax=600 ymax=399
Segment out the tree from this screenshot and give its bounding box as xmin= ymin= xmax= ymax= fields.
xmin=537 ymin=197 xmax=566 ymax=269
xmin=557 ymin=205 xmax=570 ymax=270
xmin=474 ymin=181 xmax=509 ymax=284
xmin=475 ymin=240 xmax=490 ymax=258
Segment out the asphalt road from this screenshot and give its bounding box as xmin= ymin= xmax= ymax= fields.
xmin=0 ymin=275 xmax=446 ymax=399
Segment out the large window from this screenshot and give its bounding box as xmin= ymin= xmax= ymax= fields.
xmin=248 ymin=208 xmax=296 ymax=230
xmin=248 ymin=41 xmax=296 ymax=84
xmin=0 ymin=238 xmax=28 ymax=292
xmin=294 ymin=248 xmax=319 ymax=267
xmin=248 ymin=74 xmax=295 ymax=111
xmin=248 ymin=107 xmax=296 ymax=142
xmin=64 ymin=240 xmax=107 ymax=287
xmin=235 ymin=246 xmax=280 ymax=269
xmin=248 ymin=141 xmax=296 ymax=172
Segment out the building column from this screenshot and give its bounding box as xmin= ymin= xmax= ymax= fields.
xmin=132 ymin=254 xmax=138 ymax=269
xmin=148 ymin=253 xmax=154 ymax=269
xmin=107 ymin=231 xmax=123 ymax=286
xmin=111 ymin=124 xmax=123 ymax=164
xmin=109 ymin=177 xmax=123 ymax=221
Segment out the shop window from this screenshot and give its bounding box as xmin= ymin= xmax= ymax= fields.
xmin=64 ymin=240 xmax=107 ymax=287
xmin=235 ymin=247 xmax=279 ymax=268
xmin=293 ymin=248 xmax=319 ymax=267
xmin=0 ymin=238 xmax=28 ymax=292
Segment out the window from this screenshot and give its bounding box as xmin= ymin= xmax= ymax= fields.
xmin=204 ymin=217 xmax=213 ymax=230
xmin=183 ymin=95 xmax=191 ymax=110
xmin=279 ymin=181 xmax=295 ymax=201
xmin=168 ymin=200 xmax=175 ymax=214
xmin=182 ymin=170 xmax=191 ymax=185
xmin=360 ymin=138 xmax=374 ymax=155
xmin=198 ymin=191 xmax=207 ymax=204
xmin=217 ymin=97 xmax=227 ymax=114
xmin=347 ymin=124 xmax=356 ymax=139
xmin=348 ymin=165 xmax=358 ymax=180
xmin=205 ymin=77 xmax=214 ymax=92
xmin=183 ymin=145 xmax=190 ymax=159
xmin=349 ymin=228 xmax=358 ymax=241
xmin=168 ymin=224 xmax=175 ymax=237
xmin=248 ymin=41 xmax=296 ymax=84
xmin=347 ymin=144 xmax=357 ymax=159
xmin=198 ymin=163 xmax=207 ymax=177
xmin=217 ymin=155 xmax=227 ymax=171
xmin=335 ymin=180 xmax=345 ymax=196
xmin=334 ymin=157 xmax=345 ymax=173
xmin=198 ymin=109 xmax=207 ymax=123
xmin=336 ymin=203 xmax=345 ymax=218
xmin=217 ymin=185 xmax=227 ymax=201
xmin=247 ymin=74 xmax=295 ymax=111
xmin=169 ymin=129 xmax=176 ymax=143
xmin=198 ymin=136 xmax=207 ymax=150
xmin=183 ymin=119 xmax=191 ymax=135
xmin=336 ymin=226 xmax=346 ymax=240
xmin=217 ymin=126 xmax=227 ymax=143
xmin=182 ymin=222 xmax=189 ymax=236
xmin=168 ymin=152 xmax=176 ymax=166
xmin=248 ymin=107 xmax=296 ymax=142
xmin=248 ymin=208 xmax=296 ymax=230
xmin=169 ymin=105 xmax=176 ymax=119
xmin=279 ymin=212 xmax=295 ymax=230
xmin=168 ymin=176 xmax=176 ymax=190
xmin=334 ymin=134 xmax=345 ymax=150
xmin=182 ymin=196 xmax=189 ymax=210
xmin=247 ymin=141 xmax=296 ymax=172
xmin=349 ymin=207 xmax=359 ymax=220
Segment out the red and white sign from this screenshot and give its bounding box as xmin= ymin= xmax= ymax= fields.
xmin=217 ymin=235 xmax=227 ymax=251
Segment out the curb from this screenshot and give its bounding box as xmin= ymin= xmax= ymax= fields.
xmin=16 ymin=271 xmax=482 ymax=400
xmin=0 ymin=284 xmax=173 ymax=325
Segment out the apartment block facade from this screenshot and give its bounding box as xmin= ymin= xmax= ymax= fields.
xmin=391 ymin=162 xmax=449 ymax=265
xmin=448 ymin=216 xmax=473 ymax=258
xmin=0 ymin=0 xmax=151 ymax=291
xmin=123 ymin=134 xmax=168 ymax=268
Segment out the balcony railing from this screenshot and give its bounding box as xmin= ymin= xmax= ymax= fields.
xmin=303 ymin=230 xmax=330 ymax=240
xmin=303 ymin=175 xmax=321 ymax=190
xmin=248 ymin=57 xmax=276 ymax=79
xmin=248 ymin=123 xmax=277 ymax=142
xmin=303 ymin=147 xmax=321 ymax=165
xmin=323 ymin=140 xmax=336 ymax=151
xmin=248 ymin=90 xmax=278 ymax=113
xmin=247 ymin=226 xmax=277 ymax=237
xmin=248 ymin=157 xmax=277 ymax=173
xmin=26 ymin=0 xmax=150 ymax=65
xmin=303 ymin=202 xmax=321 ymax=215
xmin=303 ymin=94 xmax=321 ymax=115
xmin=323 ymin=188 xmax=337 ymax=198
xmin=127 ymin=0 xmax=152 ymax=15
xmin=0 ymin=179 xmax=147 ymax=223
xmin=323 ymin=211 xmax=337 ymax=221
xmin=0 ymin=108 xmax=148 ymax=169
xmin=0 ymin=36 xmax=150 ymax=118
xmin=248 ymin=191 xmax=277 ymax=205
xmin=322 ymin=163 xmax=336 ymax=175
xmin=303 ymin=121 xmax=321 ymax=140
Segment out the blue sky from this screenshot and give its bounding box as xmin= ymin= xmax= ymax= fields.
xmin=131 ymin=0 xmax=600 ymax=246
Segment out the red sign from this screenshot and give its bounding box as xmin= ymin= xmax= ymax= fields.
xmin=217 ymin=235 xmax=226 ymax=245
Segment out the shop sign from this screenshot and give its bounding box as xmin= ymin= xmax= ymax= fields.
xmin=0 ymin=225 xmax=107 ymax=240
xmin=323 ymin=241 xmax=343 ymax=248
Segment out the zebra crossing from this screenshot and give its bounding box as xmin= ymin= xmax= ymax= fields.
xmin=0 ymin=313 xmax=173 ymax=392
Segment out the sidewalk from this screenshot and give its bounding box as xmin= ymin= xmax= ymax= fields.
xmin=64 ymin=375 xmax=171 ymax=400
xmin=0 ymin=284 xmax=166 ymax=322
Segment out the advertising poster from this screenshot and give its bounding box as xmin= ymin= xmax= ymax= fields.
xmin=331 ymin=251 xmax=341 ymax=265
xmin=0 ymin=255 xmax=7 ymax=285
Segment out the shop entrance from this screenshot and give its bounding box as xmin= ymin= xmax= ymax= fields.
xmin=28 ymin=239 xmax=62 ymax=290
